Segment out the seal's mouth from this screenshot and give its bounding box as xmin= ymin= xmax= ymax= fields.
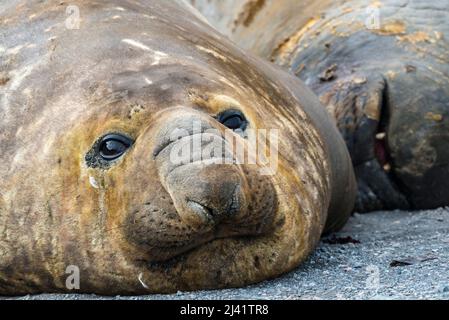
xmin=374 ymin=132 xmax=389 ymax=170
xmin=354 ymin=89 xmax=410 ymax=213
xmin=138 ymin=178 xmax=277 ymax=262
xmin=144 ymin=233 xmax=273 ymax=274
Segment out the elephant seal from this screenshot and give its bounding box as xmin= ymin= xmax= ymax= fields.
xmin=0 ymin=0 xmax=355 ymax=294
xmin=191 ymin=0 xmax=449 ymax=212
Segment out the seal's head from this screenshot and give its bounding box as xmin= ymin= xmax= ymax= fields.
xmin=0 ymin=0 xmax=354 ymax=294
xmin=86 ymin=101 xmax=283 ymax=265
xmin=288 ymin=1 xmax=449 ymax=212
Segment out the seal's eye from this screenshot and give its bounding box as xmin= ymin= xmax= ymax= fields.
xmin=218 ymin=110 xmax=248 ymax=131
xmin=98 ymin=134 xmax=132 ymax=160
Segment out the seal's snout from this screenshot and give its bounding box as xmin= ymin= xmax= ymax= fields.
xmin=151 ymin=109 xmax=250 ymax=231
xmin=123 ymin=108 xmax=279 ymax=262
xmin=168 ymin=163 xmax=245 ymax=229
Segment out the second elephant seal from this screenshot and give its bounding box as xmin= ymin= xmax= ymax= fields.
xmin=191 ymin=0 xmax=449 ymax=212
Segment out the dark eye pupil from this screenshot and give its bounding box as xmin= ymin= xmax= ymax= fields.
xmin=223 ymin=115 xmax=243 ymax=130
xmin=218 ymin=110 xmax=247 ymax=131
xmin=102 ymin=140 xmax=126 ymax=156
xmin=98 ymin=134 xmax=132 ymax=160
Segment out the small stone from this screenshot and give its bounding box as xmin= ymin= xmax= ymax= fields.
xmin=425 ymin=112 xmax=443 ymax=122
xmin=319 ymin=64 xmax=338 ymax=82
xmin=353 ymin=77 xmax=367 ymax=85
xmin=386 ymin=70 xmax=397 ymax=79
xmin=0 ymin=76 xmax=10 ymax=86
xmin=405 ymin=65 xmax=417 ymax=73
xmin=434 ymin=31 xmax=443 ymax=40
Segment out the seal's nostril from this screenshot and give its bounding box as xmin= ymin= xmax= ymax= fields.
xmin=228 ymin=185 xmax=241 ymax=216
xmin=163 ymin=163 xmax=246 ymax=229
xmin=186 ymin=200 xmax=214 ymax=223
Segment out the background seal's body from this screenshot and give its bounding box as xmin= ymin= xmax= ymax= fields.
xmin=191 ymin=0 xmax=449 ymax=212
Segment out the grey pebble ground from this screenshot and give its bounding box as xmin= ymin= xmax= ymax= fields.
xmin=6 ymin=208 xmax=449 ymax=300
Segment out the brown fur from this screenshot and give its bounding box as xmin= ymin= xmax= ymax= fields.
xmin=0 ymin=0 xmax=354 ymax=294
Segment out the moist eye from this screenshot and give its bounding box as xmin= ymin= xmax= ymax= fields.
xmin=98 ymin=134 xmax=132 ymax=160
xmin=217 ymin=110 xmax=248 ymax=131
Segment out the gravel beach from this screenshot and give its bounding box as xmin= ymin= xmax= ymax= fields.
xmin=5 ymin=208 xmax=449 ymax=300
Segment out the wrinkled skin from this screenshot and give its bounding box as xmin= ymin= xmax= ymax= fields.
xmin=191 ymin=0 xmax=449 ymax=212
xmin=0 ymin=0 xmax=355 ymax=294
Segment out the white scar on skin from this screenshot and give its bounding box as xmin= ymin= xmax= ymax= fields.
xmin=151 ymin=51 xmax=168 ymax=66
xmin=5 ymin=45 xmax=25 ymax=55
xmin=40 ymin=133 xmax=56 ymax=160
xmin=1 ymin=59 xmax=45 ymax=118
xmin=121 ymin=39 xmax=168 ymax=65
xmin=89 ymin=176 xmax=99 ymax=189
xmin=122 ymin=39 xmax=153 ymax=51
xmin=114 ymin=6 xmax=125 ymax=11
xmin=122 ymin=39 xmax=151 ymax=51
xmin=44 ymin=24 xmax=59 ymax=33
xmin=218 ymin=76 xmax=238 ymax=89
xmin=10 ymin=150 xmax=25 ymax=173
xmin=138 ymin=273 xmax=149 ymax=289
xmin=196 ymin=45 xmax=228 ymax=62
xmin=144 ymin=77 xmax=153 ymax=85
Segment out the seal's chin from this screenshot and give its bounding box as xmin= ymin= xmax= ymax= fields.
xmin=146 ymin=230 xmax=268 ymax=263
xmin=131 ymin=189 xmax=278 ymax=263
xmin=124 ymin=158 xmax=279 ymax=263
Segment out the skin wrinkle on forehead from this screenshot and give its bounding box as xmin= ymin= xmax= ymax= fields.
xmin=121 ymin=39 xmax=169 ymax=65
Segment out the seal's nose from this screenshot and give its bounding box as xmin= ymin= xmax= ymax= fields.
xmin=150 ymin=109 xmax=249 ymax=229
xmin=166 ymin=163 xmax=245 ymax=229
